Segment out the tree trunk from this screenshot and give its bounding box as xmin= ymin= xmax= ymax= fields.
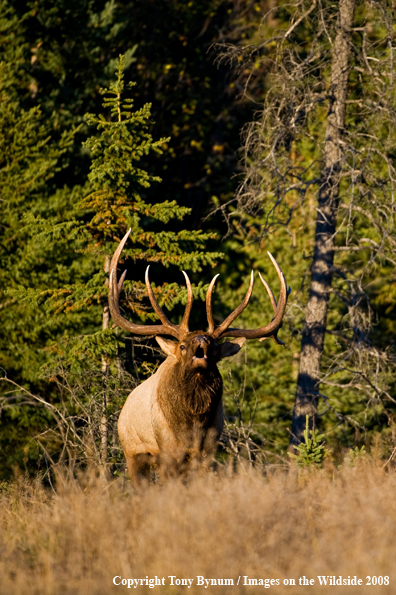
xmin=100 ymin=254 xmax=110 ymax=473
xmin=290 ymin=0 xmax=355 ymax=448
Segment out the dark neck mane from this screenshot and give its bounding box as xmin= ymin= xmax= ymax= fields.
xmin=183 ymin=368 xmax=223 ymax=415
xmin=159 ymin=363 xmax=223 ymax=421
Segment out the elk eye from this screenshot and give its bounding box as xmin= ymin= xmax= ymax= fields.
xmin=180 ymin=344 xmax=186 ymax=351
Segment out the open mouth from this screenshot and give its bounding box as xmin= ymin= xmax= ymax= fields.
xmin=192 ymin=346 xmax=208 ymax=367
xmin=195 ymin=346 xmax=205 ymax=358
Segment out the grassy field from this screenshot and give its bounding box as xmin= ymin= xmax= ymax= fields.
xmin=0 ymin=460 xmax=395 ymax=594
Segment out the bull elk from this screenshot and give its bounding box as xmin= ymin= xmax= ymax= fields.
xmin=109 ymin=230 xmax=290 ymax=482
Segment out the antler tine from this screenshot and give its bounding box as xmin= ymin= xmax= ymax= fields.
xmin=108 ymin=229 xmax=181 ymax=339
xmin=118 ymin=269 xmax=128 ymax=294
xmin=258 ymin=271 xmax=277 ymax=312
xmin=258 ymin=270 xmax=285 ymax=346
xmin=206 ymin=274 xmax=220 ymax=333
xmin=179 ymin=271 xmax=193 ymax=334
xmin=108 ymin=229 xmax=133 ymax=332
xmin=214 ymin=253 xmax=290 ymax=342
xmin=145 ymin=266 xmax=179 ymax=331
xmin=212 ymin=271 xmax=255 ymax=339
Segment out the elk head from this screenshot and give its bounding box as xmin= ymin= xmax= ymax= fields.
xmin=109 ymin=229 xmax=290 ymax=361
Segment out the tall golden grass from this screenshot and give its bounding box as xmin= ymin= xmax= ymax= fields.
xmin=1 ymin=460 xmax=395 ymax=594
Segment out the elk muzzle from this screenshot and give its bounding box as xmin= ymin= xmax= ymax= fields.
xmin=191 ymin=335 xmax=212 ymax=369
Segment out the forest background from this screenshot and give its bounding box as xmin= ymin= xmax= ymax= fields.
xmin=1 ymin=0 xmax=396 ymax=480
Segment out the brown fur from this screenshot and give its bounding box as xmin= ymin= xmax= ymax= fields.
xmin=117 ymin=332 xmax=244 ymax=484
xmin=184 ymin=370 xmax=223 ymax=416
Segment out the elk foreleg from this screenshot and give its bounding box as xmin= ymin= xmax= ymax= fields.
xmin=126 ymin=453 xmax=156 ymax=486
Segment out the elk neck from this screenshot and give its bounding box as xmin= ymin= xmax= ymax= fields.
xmin=158 ymin=355 xmax=223 ymax=423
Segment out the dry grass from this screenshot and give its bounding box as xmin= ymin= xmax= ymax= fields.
xmin=0 ymin=461 xmax=395 ymax=594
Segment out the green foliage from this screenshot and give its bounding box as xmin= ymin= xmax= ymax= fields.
xmin=0 ymin=54 xmax=77 ymax=378
xmin=222 ymin=0 xmax=396 ymax=453
xmin=288 ymin=416 xmax=328 ymax=468
xmin=0 ymin=33 xmax=87 ymax=477
xmin=14 ymin=56 xmax=223 ymax=368
xmin=1 ymin=0 xmax=254 ymax=478
xmin=1 ymin=49 xmax=225 ymax=477
xmin=82 ymin=54 xmax=172 ymax=242
xmin=345 ymin=446 xmax=366 ymax=467
xmin=2 ymin=0 xmax=396 ymax=478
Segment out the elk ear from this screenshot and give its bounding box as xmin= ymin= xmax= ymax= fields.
xmin=219 ymin=337 xmax=246 ymax=359
xmin=155 ymin=336 xmax=178 ymax=358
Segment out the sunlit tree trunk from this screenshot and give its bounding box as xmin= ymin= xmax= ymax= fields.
xmin=290 ymin=0 xmax=356 ymax=448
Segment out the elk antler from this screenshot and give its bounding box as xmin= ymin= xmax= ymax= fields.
xmin=206 ymin=272 xmax=254 ymax=337
xmin=109 ymin=229 xmax=193 ymax=340
xmin=257 ymin=270 xmax=288 ymax=346
xmin=207 ymin=253 xmax=290 ymax=342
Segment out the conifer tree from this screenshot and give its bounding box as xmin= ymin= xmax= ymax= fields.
xmin=21 ymin=56 xmax=222 ymax=472
xmin=0 ymin=51 xmax=79 ymax=474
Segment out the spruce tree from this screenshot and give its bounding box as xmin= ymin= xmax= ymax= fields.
xmin=20 ymin=56 xmax=222 ymax=473
xmin=0 ymin=52 xmax=78 ymax=475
